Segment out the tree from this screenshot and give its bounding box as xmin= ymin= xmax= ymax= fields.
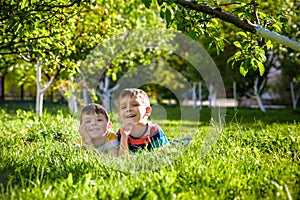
xmin=0 ymin=0 xmax=169 ymax=114
xmin=0 ymin=0 xmax=110 ymax=115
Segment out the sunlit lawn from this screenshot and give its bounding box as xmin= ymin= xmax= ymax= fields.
xmin=0 ymin=102 xmax=299 ymax=199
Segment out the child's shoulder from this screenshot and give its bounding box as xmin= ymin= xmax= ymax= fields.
xmin=148 ymin=122 xmax=163 ymax=134
xmin=106 ymin=132 xmax=118 ymax=141
xmin=148 ymin=121 xmax=160 ymax=128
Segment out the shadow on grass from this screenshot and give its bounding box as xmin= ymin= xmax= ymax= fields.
xmin=0 ymin=100 xmax=69 ymax=114
xmin=162 ymin=106 xmax=300 ymax=125
xmin=1 ymin=100 xmax=299 ymax=124
xmin=225 ymin=107 xmax=300 ymax=124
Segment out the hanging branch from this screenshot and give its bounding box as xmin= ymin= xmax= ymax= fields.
xmin=173 ymin=0 xmax=300 ymax=51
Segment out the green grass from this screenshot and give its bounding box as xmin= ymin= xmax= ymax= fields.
xmin=0 ymin=104 xmax=299 ymax=199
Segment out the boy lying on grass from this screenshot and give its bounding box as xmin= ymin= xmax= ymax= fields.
xmin=117 ymin=88 xmax=170 ymax=155
xmin=78 ymin=103 xmax=119 ymax=156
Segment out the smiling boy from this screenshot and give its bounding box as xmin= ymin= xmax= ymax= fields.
xmin=117 ymin=88 xmax=169 ymax=154
xmin=79 ymin=103 xmax=119 ymax=155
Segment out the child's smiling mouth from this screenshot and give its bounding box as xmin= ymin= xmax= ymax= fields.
xmin=89 ymin=128 xmax=101 ymax=132
xmin=126 ymin=115 xmax=136 ymax=118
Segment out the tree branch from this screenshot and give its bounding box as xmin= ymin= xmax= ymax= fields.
xmin=40 ymin=76 xmax=55 ymax=94
xmin=219 ymin=2 xmax=242 ymax=6
xmin=253 ymin=1 xmax=260 ymax=25
xmin=173 ymin=0 xmax=300 ymax=51
xmin=253 ymin=24 xmax=300 ymax=51
xmin=174 ymin=0 xmax=256 ymax=33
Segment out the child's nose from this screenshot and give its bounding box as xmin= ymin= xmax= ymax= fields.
xmin=126 ymin=105 xmax=133 ymax=111
xmin=91 ymin=119 xmax=97 ymax=125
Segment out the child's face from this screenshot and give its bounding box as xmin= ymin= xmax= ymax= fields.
xmin=119 ymin=96 xmax=151 ymax=124
xmin=81 ymin=113 xmax=111 ymax=139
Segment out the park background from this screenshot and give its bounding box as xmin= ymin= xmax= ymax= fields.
xmin=1 ymin=0 xmax=299 ymax=199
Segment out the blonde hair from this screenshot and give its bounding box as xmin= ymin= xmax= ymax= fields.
xmin=80 ymin=103 xmax=109 ymax=124
xmin=118 ymin=88 xmax=150 ymax=106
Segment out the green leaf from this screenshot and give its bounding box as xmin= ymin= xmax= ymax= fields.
xmin=272 ymin=23 xmax=281 ymax=32
xmin=250 ymin=57 xmax=257 ymax=71
xmin=174 ymin=10 xmax=181 ymax=19
xmin=216 ymin=38 xmax=225 ymax=52
xmin=231 ymin=51 xmax=242 ymax=61
xmin=239 ymin=62 xmax=248 ymax=76
xmin=266 ymin=40 xmax=273 ymax=50
xmin=257 ymin=61 xmax=265 ymax=76
xmin=244 ymin=43 xmax=251 ymax=51
xmin=187 ymin=30 xmax=197 ymax=39
xmin=227 ymin=56 xmax=235 ymax=65
xmin=166 ymin=8 xmax=172 ymax=28
xmin=237 ymin=31 xmax=247 ymax=38
xmin=112 ymin=72 xmax=117 ymax=81
xmin=258 ymin=53 xmax=267 ymax=62
xmin=245 ymin=57 xmax=251 ymax=69
xmin=233 ymin=41 xmax=242 ymax=49
xmin=142 ymin=0 xmax=152 ymax=9
xmin=66 ymin=173 xmax=73 ymax=187
xmin=177 ymin=22 xmax=186 ymax=30
xmin=160 ymin=9 xmax=165 ymax=19
xmin=227 ymin=51 xmax=241 ymax=67
xmin=21 ymin=0 xmax=27 ymax=9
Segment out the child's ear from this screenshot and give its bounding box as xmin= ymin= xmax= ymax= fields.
xmin=107 ymin=121 xmax=112 ymax=130
xmin=145 ymin=106 xmax=152 ymax=116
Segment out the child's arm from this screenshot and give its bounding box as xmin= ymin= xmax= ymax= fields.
xmin=118 ymin=134 xmax=129 ymax=155
xmin=118 ymin=122 xmax=132 ymax=155
xmin=106 ymin=142 xmax=119 ymax=156
xmin=78 ymin=124 xmax=93 ymax=148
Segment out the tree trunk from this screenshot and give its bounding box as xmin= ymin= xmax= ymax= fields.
xmin=36 ymin=92 xmax=44 ymax=116
xmin=198 ymin=82 xmax=202 ymax=110
xmin=36 ymin=60 xmax=55 ymax=116
xmin=254 ymin=77 xmax=266 ymax=113
xmin=82 ymin=86 xmax=89 ymax=106
xmin=208 ymin=83 xmax=217 ymax=107
xmin=36 ymin=60 xmax=42 ymax=116
xmin=255 ymin=93 xmax=266 ymax=113
xmin=290 ymin=81 xmax=300 ymax=110
xmin=97 ymin=76 xmax=119 ymax=112
xmin=192 ymin=82 xmax=197 ymax=108
xmin=102 ymin=94 xmax=111 ymax=112
xmin=68 ymin=94 xmax=78 ymax=114
xmin=233 ymin=81 xmax=237 ymax=111
xmin=59 ymin=79 xmax=78 ymax=114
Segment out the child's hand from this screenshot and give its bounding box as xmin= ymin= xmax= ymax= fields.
xmin=120 ymin=122 xmax=133 ymax=136
xmin=119 ymin=123 xmax=131 ymax=155
xmin=78 ymin=123 xmax=92 ymax=146
xmin=118 ymin=119 xmax=134 ymax=155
